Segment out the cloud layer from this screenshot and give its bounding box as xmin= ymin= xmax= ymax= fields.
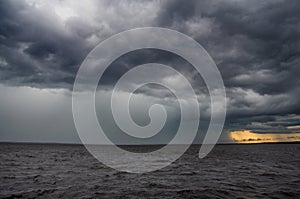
xmin=0 ymin=0 xmax=299 ymax=143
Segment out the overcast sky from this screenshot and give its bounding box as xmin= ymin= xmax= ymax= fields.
xmin=0 ymin=0 xmax=300 ymax=144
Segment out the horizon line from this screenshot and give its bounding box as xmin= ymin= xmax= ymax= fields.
xmin=0 ymin=140 xmax=299 ymax=146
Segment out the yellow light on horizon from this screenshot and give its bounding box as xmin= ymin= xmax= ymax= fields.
xmin=230 ymin=130 xmax=300 ymax=144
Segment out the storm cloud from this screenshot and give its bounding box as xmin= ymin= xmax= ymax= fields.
xmin=0 ymin=0 xmax=299 ymax=143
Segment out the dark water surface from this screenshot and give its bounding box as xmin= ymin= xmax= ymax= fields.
xmin=0 ymin=143 xmax=299 ymax=198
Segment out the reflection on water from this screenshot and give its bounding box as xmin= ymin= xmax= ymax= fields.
xmin=88 ymin=145 xmax=188 ymax=173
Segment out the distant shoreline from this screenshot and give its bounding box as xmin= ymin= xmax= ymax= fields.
xmin=0 ymin=141 xmax=299 ymax=146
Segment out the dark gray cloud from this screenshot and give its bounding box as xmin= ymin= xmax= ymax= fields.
xmin=0 ymin=0 xmax=157 ymax=88
xmin=0 ymin=0 xmax=299 ymax=143
xmin=0 ymin=0 xmax=93 ymax=88
xmin=157 ymin=0 xmax=300 ymax=94
xmin=155 ymin=0 xmax=300 ymax=134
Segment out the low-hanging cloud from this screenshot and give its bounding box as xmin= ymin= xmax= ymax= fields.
xmin=0 ymin=0 xmax=299 ymax=143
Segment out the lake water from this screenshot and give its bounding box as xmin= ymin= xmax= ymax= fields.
xmin=0 ymin=143 xmax=299 ymax=198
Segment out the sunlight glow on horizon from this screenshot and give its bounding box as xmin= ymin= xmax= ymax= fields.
xmin=230 ymin=130 xmax=300 ymax=144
